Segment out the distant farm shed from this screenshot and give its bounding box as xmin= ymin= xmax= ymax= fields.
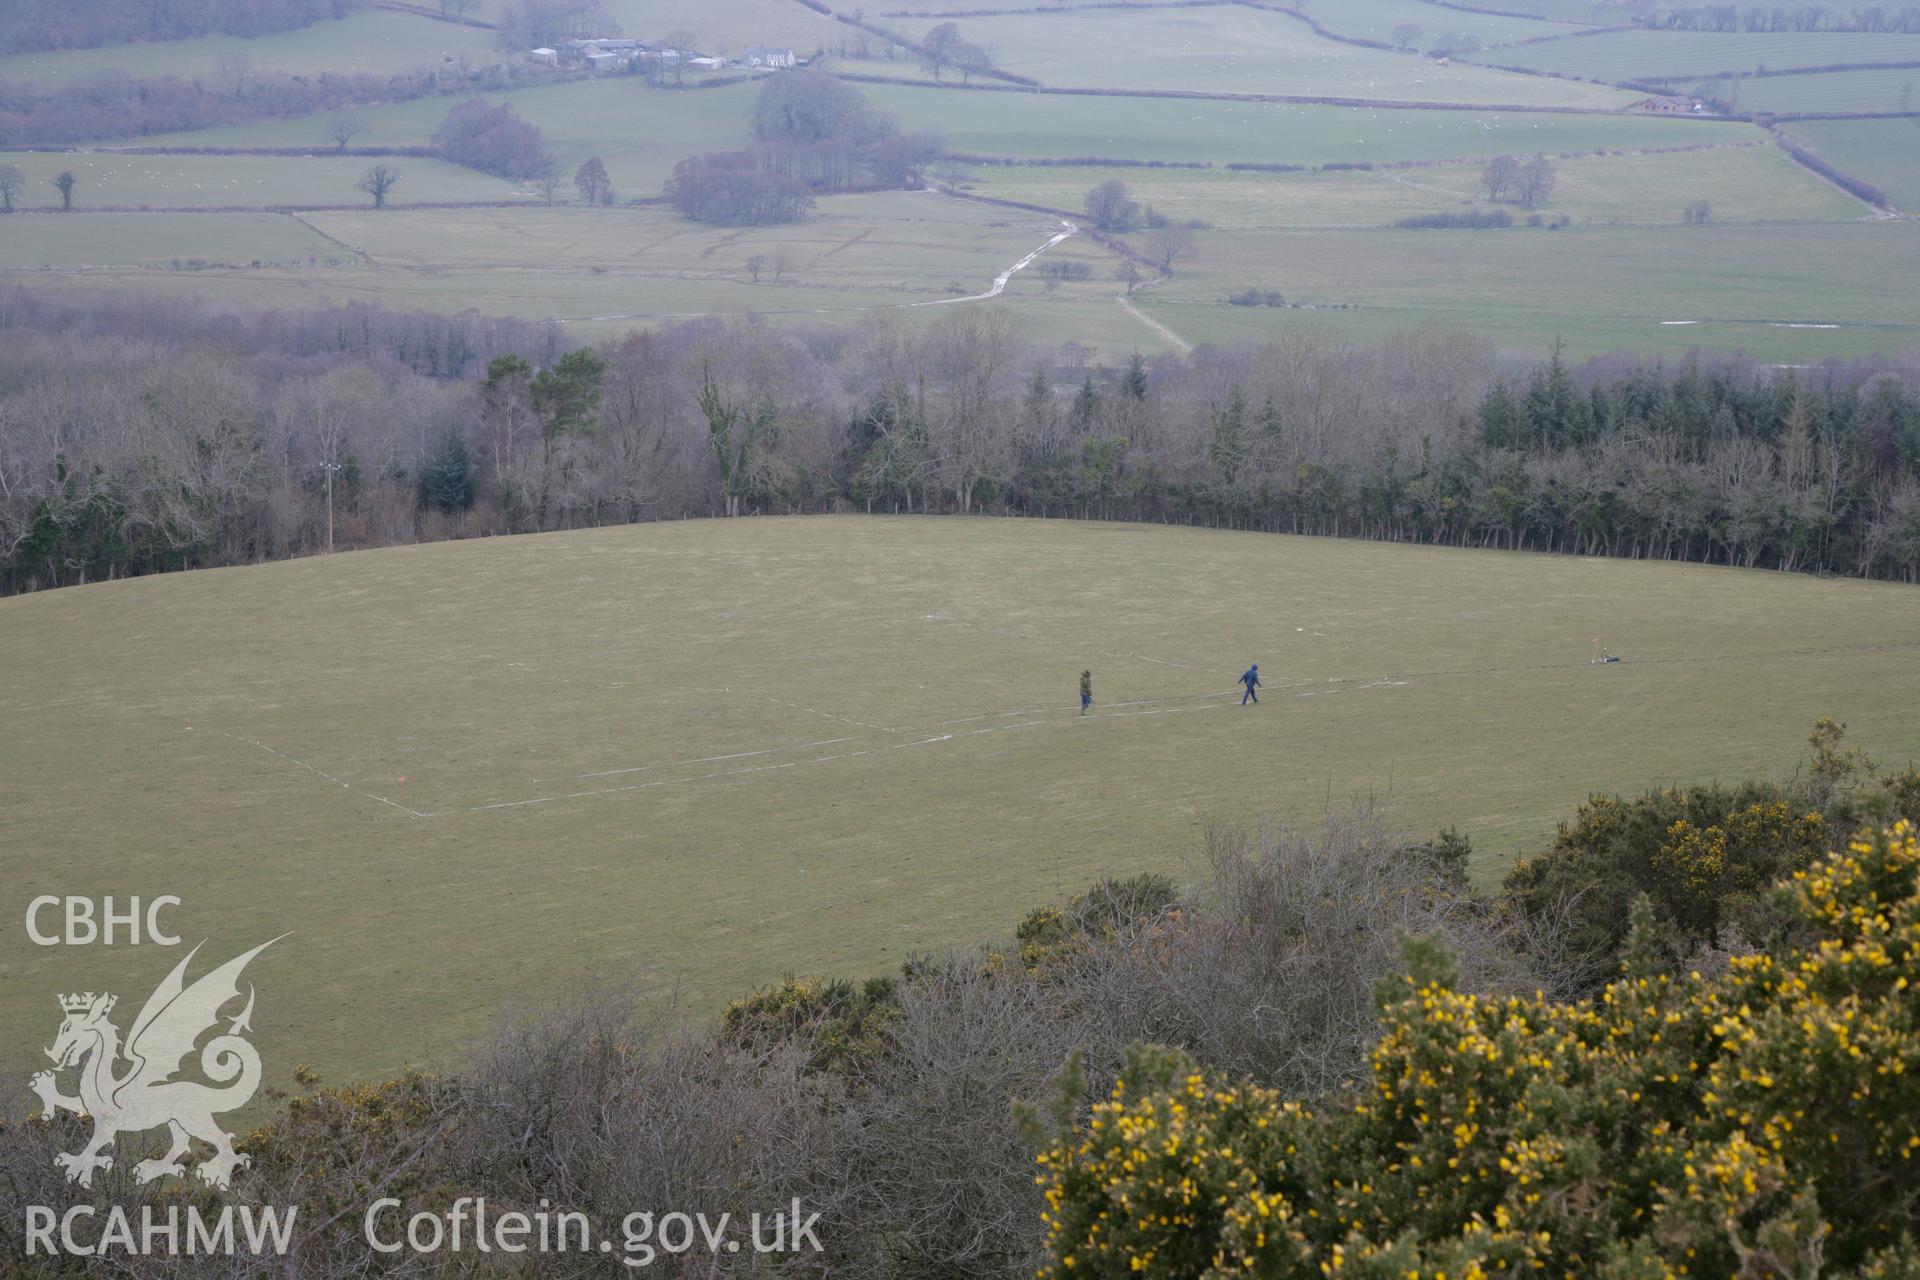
xmin=529 ymin=46 xmax=558 ymax=65
xmin=1631 ymin=95 xmax=1702 ymax=114
xmin=744 ymin=46 xmax=797 ymax=69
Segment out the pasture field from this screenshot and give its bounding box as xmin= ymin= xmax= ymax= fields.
xmin=7 ymin=517 xmax=1920 ymax=1084
xmin=1275 ymin=0 xmax=1589 ymax=48
xmin=1467 ymin=0 xmax=1640 ymax=19
xmin=1478 ymin=29 xmax=1920 ymax=80
xmin=1729 ymin=67 xmax=1920 ymax=116
xmin=455 ymin=0 xmax=840 ymax=53
xmin=864 ymin=83 xmax=1746 ymax=164
xmin=961 ymin=143 xmax=1862 ymax=228
xmin=1137 ymin=299 xmax=1919 ymax=363
xmin=1128 ymin=220 xmax=1920 ymax=359
xmin=872 ymin=0 xmax=1589 ymax=47
xmin=0 ymin=151 xmax=518 ymax=210
xmin=0 ymin=212 xmax=340 ymax=269
xmin=0 ymin=9 xmax=499 ymax=89
xmin=875 ymin=0 xmax=1589 ymax=44
xmin=0 ymin=194 xmax=1154 ymax=351
xmin=1781 ymin=118 xmax=1920 ymax=211
xmin=127 ymin=79 xmax=765 ymax=198
xmin=887 ymin=8 xmax=1636 ymax=105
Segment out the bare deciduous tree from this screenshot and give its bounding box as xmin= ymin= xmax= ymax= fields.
xmin=1145 ymin=223 xmax=1195 ymax=273
xmin=572 ymin=155 xmax=612 ymax=206
xmin=533 ymin=155 xmax=563 ymax=205
xmin=1083 ymin=179 xmax=1138 ymax=231
xmin=325 ymin=111 xmax=366 ymax=151
xmin=355 ymin=164 xmax=400 ymax=208
xmin=1479 ymin=153 xmax=1518 ymax=202
xmin=1514 ymin=153 xmax=1557 ymax=209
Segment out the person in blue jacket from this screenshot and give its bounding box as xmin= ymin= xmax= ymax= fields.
xmin=1080 ymin=669 xmax=1093 ymax=715
xmin=1239 ymin=663 xmax=1261 ymax=705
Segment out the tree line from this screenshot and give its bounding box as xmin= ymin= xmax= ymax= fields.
xmin=0 ymin=58 xmax=560 ymax=149
xmin=1651 ymin=3 xmax=1920 ymax=29
xmin=668 ymin=72 xmax=940 ymax=225
xmin=3 ymin=285 xmax=1920 ymax=594
xmin=0 ymin=0 xmax=360 ymax=55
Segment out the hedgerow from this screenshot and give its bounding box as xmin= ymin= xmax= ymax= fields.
xmin=1034 ymin=823 xmax=1920 ymax=1279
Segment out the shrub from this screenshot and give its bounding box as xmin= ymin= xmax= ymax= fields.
xmin=429 ymin=99 xmax=553 ymax=181
xmin=1503 ymin=720 xmax=1920 ymax=989
xmin=1393 ymin=208 xmax=1513 ymax=230
xmin=665 ymin=151 xmax=815 ymax=225
xmin=1034 ymin=822 xmax=1920 ymax=1278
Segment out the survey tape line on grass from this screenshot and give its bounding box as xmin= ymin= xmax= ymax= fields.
xmin=189 ymin=728 xmax=434 ymax=819
xmin=461 ymin=698 xmax=1244 ymax=811
xmin=765 ymin=697 xmax=903 ymax=733
xmin=565 ymin=737 xmax=862 ymax=781
xmin=456 ymin=638 xmax=1920 ymax=811
xmin=202 ymin=637 xmax=1920 ymax=818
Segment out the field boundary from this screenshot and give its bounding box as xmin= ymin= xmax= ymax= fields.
xmin=837 ymin=71 xmax=1663 ymax=115
xmin=370 ymin=0 xmax=496 ymax=27
xmin=1768 ymin=125 xmax=1902 ymax=213
xmin=1418 ymin=0 xmax=1604 ymax=24
xmin=944 ymin=138 xmax=1763 ymax=172
xmin=3 ymin=200 xmax=559 ymax=215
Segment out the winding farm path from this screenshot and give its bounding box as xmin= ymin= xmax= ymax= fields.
xmin=912 ymin=216 xmax=1080 ymax=306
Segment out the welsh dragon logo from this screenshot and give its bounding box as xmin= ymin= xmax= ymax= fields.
xmin=30 ymin=939 xmax=280 ymax=1190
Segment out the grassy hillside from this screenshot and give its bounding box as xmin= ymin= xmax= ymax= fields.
xmin=0 ymin=151 xmax=519 ymax=210
xmin=0 ymin=9 xmax=498 ymax=88
xmin=7 ymin=517 xmax=1920 ymax=1085
xmin=128 ymin=78 xmax=766 ymax=198
xmin=863 ymin=83 xmax=1745 ymax=164
xmin=1733 ymin=67 xmax=1920 ymax=115
xmin=1781 ymin=117 xmax=1920 ymax=210
xmin=889 ymin=7 xmax=1635 ymax=105
xmin=1478 ymin=28 xmax=1920 ymax=79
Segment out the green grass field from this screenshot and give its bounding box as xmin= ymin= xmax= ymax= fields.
xmin=863 ymin=82 xmax=1747 ymax=164
xmin=889 ymin=8 xmax=1634 ymax=105
xmin=1478 ymin=29 xmax=1920 ymax=80
xmin=961 ymin=143 xmax=1860 ymax=228
xmin=1286 ymin=0 xmax=1588 ymax=49
xmin=0 ymin=211 xmax=341 ymax=269
xmin=128 ymin=78 xmax=766 ymax=198
xmin=1463 ymin=0 xmax=1638 ymax=20
xmin=0 ymin=194 xmax=1139 ymax=349
xmin=0 ymin=9 xmax=498 ymax=89
xmin=1731 ymin=67 xmax=1920 ymax=116
xmin=1128 ymin=220 xmax=1920 ymax=359
xmin=7 ymin=517 xmax=1920 ymax=1085
xmin=0 ymin=151 xmax=519 ymax=209
xmin=873 ymin=0 xmax=1592 ymax=46
xmin=1781 ymin=117 xmax=1920 ymax=211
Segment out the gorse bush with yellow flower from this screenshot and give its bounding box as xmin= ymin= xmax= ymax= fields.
xmin=1034 ymin=824 xmax=1920 ymax=1279
xmin=1502 ymin=721 xmax=1920 ymax=994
